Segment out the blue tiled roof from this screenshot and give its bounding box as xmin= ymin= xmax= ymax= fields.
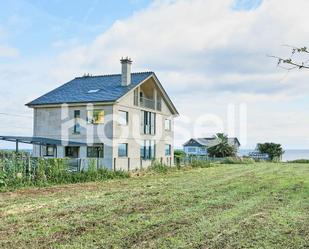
xmin=26 ymin=72 xmax=153 ymax=106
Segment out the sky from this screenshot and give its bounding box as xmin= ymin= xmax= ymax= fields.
xmin=0 ymin=0 xmax=308 ymax=150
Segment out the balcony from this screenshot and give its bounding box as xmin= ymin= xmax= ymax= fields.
xmin=140 ymin=97 xmax=154 ymax=109
xmin=140 ymin=97 xmax=161 ymax=111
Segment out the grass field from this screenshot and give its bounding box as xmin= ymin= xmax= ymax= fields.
xmin=0 ymin=163 xmax=308 ymax=249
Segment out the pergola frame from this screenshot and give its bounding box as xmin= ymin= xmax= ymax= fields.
xmin=0 ymin=136 xmax=86 ymax=154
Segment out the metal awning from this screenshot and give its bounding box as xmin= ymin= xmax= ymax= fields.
xmin=0 ymin=136 xmax=87 ymax=152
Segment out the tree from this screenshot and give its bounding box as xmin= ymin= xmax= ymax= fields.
xmin=268 ymin=45 xmax=309 ymax=70
xmin=257 ymin=143 xmax=284 ymax=161
xmin=207 ymin=133 xmax=236 ymax=158
xmin=174 ymin=149 xmax=186 ymax=158
xmin=174 ymin=149 xmax=186 ymax=165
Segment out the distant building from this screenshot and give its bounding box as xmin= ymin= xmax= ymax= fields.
xmin=183 ymin=137 xmax=241 ymax=156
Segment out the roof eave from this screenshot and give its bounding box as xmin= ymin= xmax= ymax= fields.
xmin=26 ymin=100 xmax=116 ymax=108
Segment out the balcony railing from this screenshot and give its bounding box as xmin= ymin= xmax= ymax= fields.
xmin=139 ymin=97 xmax=161 ymax=111
xmin=140 ymin=97 xmax=155 ymax=110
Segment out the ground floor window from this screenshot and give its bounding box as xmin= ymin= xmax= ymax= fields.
xmin=65 ymin=146 xmax=79 ymax=158
xmin=187 ymin=147 xmax=197 ymax=153
xmin=118 ymin=143 xmax=128 ymax=157
xmin=165 ymin=144 xmax=171 ymax=156
xmin=87 ymin=144 xmax=104 ymax=158
xmin=199 ymin=147 xmax=207 ymax=154
xmin=45 ymin=145 xmax=55 ymax=156
xmin=141 ymin=140 xmax=156 ymax=160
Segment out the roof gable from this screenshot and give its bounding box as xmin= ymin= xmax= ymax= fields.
xmin=183 ymin=139 xmax=205 ymax=147
xmin=26 ymin=72 xmax=153 ymax=106
xmin=184 ymin=137 xmax=241 ymax=147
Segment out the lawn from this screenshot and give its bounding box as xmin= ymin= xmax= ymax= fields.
xmin=0 ymin=163 xmax=308 ymax=249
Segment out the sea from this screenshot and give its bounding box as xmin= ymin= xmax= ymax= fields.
xmin=239 ymin=149 xmax=309 ymax=162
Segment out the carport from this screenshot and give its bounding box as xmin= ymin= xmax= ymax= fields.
xmin=0 ymin=136 xmax=86 ymax=156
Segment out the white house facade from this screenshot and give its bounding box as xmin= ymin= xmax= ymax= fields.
xmin=26 ymin=58 xmax=178 ymax=170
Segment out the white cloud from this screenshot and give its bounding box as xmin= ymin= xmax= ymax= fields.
xmin=47 ymin=0 xmax=309 ymax=149
xmin=0 ymin=45 xmax=19 ymax=58
xmin=1 ymin=0 xmax=309 ymax=149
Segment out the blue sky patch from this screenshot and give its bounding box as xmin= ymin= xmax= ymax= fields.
xmin=233 ymin=0 xmax=263 ymax=10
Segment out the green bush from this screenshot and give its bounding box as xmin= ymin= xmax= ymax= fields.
xmin=149 ymin=161 xmax=169 ymax=173
xmin=174 ymin=150 xmax=186 ymax=166
xmin=221 ymin=157 xmax=255 ymax=164
xmin=0 ymin=150 xmax=30 ymax=158
xmin=0 ymin=171 xmax=7 ymax=187
xmin=0 ymin=157 xmax=129 ymax=191
xmin=287 ymin=159 xmax=309 ymax=163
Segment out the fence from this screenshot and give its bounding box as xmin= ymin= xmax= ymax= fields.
xmin=113 ymin=157 xmax=173 ymax=171
xmin=0 ymin=156 xmax=69 ymax=187
xmin=174 ymin=155 xmax=226 ymax=166
xmin=68 ymin=158 xmax=108 ymax=172
xmin=0 ymin=155 xmax=131 ymax=188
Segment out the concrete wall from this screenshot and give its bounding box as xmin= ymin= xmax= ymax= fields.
xmin=31 ymin=77 xmax=176 ymax=171
xmin=32 ymin=104 xmax=114 ymax=169
xmin=113 ymin=77 xmax=175 ymax=170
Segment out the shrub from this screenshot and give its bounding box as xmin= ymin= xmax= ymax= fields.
xmin=221 ymin=157 xmax=255 ymax=164
xmin=149 ymin=161 xmax=169 ymax=173
xmin=207 ymin=133 xmax=237 ymax=158
xmin=0 ymin=171 xmax=7 ymax=187
xmin=0 ymin=156 xmax=130 ymax=191
xmin=256 ymin=143 xmax=284 ymax=161
xmin=174 ymin=150 xmax=186 ymax=166
xmin=287 ymin=159 xmax=309 ymax=163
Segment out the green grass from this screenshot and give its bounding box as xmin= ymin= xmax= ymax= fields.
xmin=0 ymin=163 xmax=308 ymax=249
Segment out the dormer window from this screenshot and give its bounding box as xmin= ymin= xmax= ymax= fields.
xmin=87 ymin=89 xmax=100 ymax=93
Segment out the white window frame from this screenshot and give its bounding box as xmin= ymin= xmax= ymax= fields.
xmin=87 ymin=110 xmax=104 ymax=124
xmin=119 ymin=110 xmax=128 ymax=126
xmin=118 ymin=143 xmax=128 ymax=157
xmin=165 ymin=119 xmax=171 ymax=131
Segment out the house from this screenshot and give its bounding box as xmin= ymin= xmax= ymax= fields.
xmin=24 ymin=58 xmax=179 ymax=170
xmin=183 ymin=137 xmax=240 ymax=156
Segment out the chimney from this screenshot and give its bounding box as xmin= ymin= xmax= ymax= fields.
xmin=120 ymin=57 xmax=132 ymax=86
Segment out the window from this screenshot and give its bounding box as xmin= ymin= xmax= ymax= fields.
xmin=165 ymin=119 xmax=171 ymax=131
xmin=87 ymin=144 xmax=104 ymax=158
xmin=187 ymin=147 xmax=196 ymax=153
xmin=156 ymin=95 xmax=162 ymax=111
xmin=73 ymin=110 xmax=81 ymax=134
xmin=134 ymin=89 xmax=138 ymax=106
xmin=87 ymin=89 xmax=100 ymax=93
xmin=118 ymin=143 xmax=128 ymax=157
xmin=65 ymin=147 xmax=79 ymax=158
xmin=141 ymin=111 xmax=156 ymax=135
xmin=45 ymin=146 xmax=54 ymax=156
xmin=119 ymin=110 xmax=128 ymax=126
xmin=199 ymin=147 xmax=207 ymax=154
xmin=141 ymin=140 xmax=156 ymax=160
xmin=87 ymin=110 xmax=104 ymax=124
xmin=165 ymin=144 xmax=171 ymax=156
